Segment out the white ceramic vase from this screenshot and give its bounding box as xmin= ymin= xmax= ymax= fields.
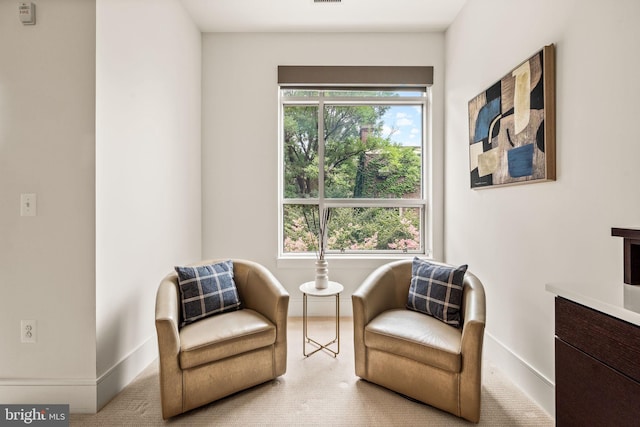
xmin=315 ymin=259 xmax=329 ymax=289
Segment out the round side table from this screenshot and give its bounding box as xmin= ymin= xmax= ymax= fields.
xmin=299 ymin=281 xmax=344 ymax=358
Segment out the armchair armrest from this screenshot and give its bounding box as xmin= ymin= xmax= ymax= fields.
xmin=155 ymin=276 xmax=180 ymax=356
xmin=460 ymin=272 xmax=486 ymax=355
xmin=155 ymin=274 xmax=183 ymax=419
xmin=459 ymin=272 xmax=486 ymax=423
xmin=233 ymin=259 xmax=289 ymax=376
xmin=352 ymin=259 xmax=411 ymax=378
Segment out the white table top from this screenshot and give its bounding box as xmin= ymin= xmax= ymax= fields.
xmin=546 ymin=282 xmax=640 ymax=327
xmin=299 ymin=281 xmax=344 ymax=297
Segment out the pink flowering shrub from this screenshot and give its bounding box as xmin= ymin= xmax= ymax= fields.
xmin=284 ymin=208 xmax=421 ymax=254
xmin=283 ymin=216 xmax=317 ymax=252
xmin=388 ymin=217 xmax=420 ymax=250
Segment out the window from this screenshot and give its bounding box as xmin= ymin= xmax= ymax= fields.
xmin=278 ymin=66 xmax=432 ymax=257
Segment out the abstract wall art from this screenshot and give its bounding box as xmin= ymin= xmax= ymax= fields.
xmin=468 ymin=45 xmax=556 ymax=189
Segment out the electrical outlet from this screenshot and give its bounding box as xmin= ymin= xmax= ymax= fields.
xmin=21 ymin=320 xmax=37 ymax=343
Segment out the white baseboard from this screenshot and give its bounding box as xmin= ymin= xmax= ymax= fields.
xmin=0 ymin=379 xmax=97 ymax=413
xmin=484 ymin=332 xmax=555 ymax=418
xmin=289 ymin=296 xmax=353 ymax=317
xmin=0 ymin=336 xmax=158 ymax=414
xmin=96 ymin=335 xmax=158 ymax=411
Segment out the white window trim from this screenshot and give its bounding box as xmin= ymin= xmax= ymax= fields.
xmin=278 ymin=89 xmax=433 ymax=261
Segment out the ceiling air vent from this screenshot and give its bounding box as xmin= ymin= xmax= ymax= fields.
xmin=314 ymin=0 xmax=341 ymax=3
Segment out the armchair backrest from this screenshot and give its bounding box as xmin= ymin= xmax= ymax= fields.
xmin=158 ymin=258 xmax=287 ymax=324
xmin=354 ymin=258 xmax=486 ymax=326
xmin=374 ymin=259 xmax=413 ymax=310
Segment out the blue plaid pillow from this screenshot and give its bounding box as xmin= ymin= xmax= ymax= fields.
xmin=175 ymin=260 xmax=241 ymax=326
xmin=407 ymin=258 xmax=467 ymax=327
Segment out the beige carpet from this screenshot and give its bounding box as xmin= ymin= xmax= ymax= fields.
xmin=71 ymin=318 xmax=553 ymax=426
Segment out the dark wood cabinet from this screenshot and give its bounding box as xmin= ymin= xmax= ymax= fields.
xmin=555 ymin=297 xmax=640 ymax=426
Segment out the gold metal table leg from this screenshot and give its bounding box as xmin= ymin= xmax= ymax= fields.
xmin=302 ymin=292 xmax=340 ymax=358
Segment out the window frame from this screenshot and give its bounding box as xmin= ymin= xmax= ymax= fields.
xmin=278 ymin=87 xmax=432 ymax=259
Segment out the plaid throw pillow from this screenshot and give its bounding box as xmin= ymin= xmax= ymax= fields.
xmin=407 ymin=257 xmax=467 ymax=327
xmin=175 ymin=260 xmax=241 ymax=326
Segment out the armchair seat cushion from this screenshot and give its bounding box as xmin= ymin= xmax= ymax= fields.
xmin=179 ymin=309 xmax=276 ymax=370
xmin=364 ymin=309 xmax=462 ymax=372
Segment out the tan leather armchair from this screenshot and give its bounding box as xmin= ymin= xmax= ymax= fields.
xmin=155 ymin=259 xmax=289 ymax=419
xmin=352 ymin=259 xmax=486 ymax=423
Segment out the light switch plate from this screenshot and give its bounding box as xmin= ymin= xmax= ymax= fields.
xmin=20 ymin=193 xmax=36 ymax=216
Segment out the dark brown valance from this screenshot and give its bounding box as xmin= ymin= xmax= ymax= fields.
xmin=278 ymin=66 xmax=433 ymax=91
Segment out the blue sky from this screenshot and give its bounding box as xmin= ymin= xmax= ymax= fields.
xmin=381 ymin=105 xmax=422 ymax=147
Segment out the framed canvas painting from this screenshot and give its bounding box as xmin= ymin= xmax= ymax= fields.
xmin=468 ymin=44 xmax=556 ymax=189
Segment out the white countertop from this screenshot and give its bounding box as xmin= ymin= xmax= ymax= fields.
xmin=546 ymin=282 xmax=640 ymax=327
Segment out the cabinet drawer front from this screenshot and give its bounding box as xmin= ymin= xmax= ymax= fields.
xmin=555 ymin=297 xmax=640 ymax=382
xmin=556 ymin=338 xmax=640 ymax=427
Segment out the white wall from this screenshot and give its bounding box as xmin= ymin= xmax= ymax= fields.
xmin=445 ymin=0 xmax=640 ymax=416
xmin=0 ymin=0 xmax=97 ymax=408
xmin=96 ymin=0 xmax=201 ymax=410
xmin=0 ymin=0 xmax=201 ymax=413
xmin=201 ymin=32 xmax=445 ymax=316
